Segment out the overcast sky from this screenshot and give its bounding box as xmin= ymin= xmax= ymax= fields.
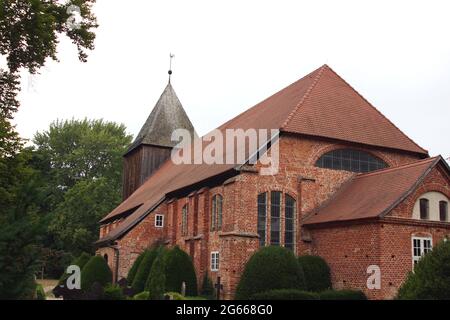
xmin=13 ymin=0 xmax=450 ymax=159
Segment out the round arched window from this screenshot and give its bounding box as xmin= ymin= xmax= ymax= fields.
xmin=315 ymin=149 xmax=387 ymax=173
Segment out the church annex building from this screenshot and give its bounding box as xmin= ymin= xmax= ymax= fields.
xmin=96 ymin=65 xmax=450 ymax=299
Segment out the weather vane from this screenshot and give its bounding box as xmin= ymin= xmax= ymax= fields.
xmin=168 ymin=53 xmax=175 ymax=83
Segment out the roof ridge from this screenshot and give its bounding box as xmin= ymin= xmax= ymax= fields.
xmin=218 ymin=65 xmax=325 ymax=131
xmin=355 ymin=156 xmax=439 ymax=178
xmin=324 ymin=65 xmax=428 ymax=155
xmin=280 ymin=64 xmax=327 ymax=129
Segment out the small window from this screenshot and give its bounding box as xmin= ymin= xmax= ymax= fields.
xmin=412 ymin=236 xmax=432 ymax=267
xmin=155 ymin=214 xmax=164 ymax=228
xmin=211 ymin=251 xmax=219 ymax=271
xmin=182 ymin=204 xmax=188 ymax=236
xmin=419 ymin=198 xmax=429 ymax=220
xmin=440 ymin=201 xmax=448 ymax=222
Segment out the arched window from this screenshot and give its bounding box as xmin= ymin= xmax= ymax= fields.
xmin=211 ymin=194 xmax=223 ymax=231
xmin=103 ymin=254 xmax=108 ymax=263
xmin=257 ymin=193 xmax=267 ymax=247
xmin=182 ymin=204 xmax=188 ymax=236
xmin=316 ymin=149 xmax=387 ymax=173
xmin=285 ymin=195 xmax=296 ymax=251
xmin=419 ymin=198 xmax=429 ymax=220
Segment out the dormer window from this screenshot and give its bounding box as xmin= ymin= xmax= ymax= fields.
xmin=419 ymin=198 xmax=429 ymax=220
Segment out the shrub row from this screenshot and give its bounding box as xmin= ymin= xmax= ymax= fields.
xmin=249 ymin=289 xmax=366 ymax=300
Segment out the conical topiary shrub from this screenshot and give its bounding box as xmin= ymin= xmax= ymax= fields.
xmin=146 ymin=248 xmax=167 ymax=300
xmin=127 ymin=249 xmax=148 ymax=286
xmin=235 ymin=246 xmax=306 ymax=299
xmin=297 ymin=255 xmax=331 ymax=292
xmin=163 ymin=246 xmax=198 ymax=296
xmin=80 ymin=255 xmax=112 ymax=291
xmin=131 ymin=247 xmax=158 ymax=293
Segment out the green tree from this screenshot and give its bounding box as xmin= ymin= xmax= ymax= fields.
xmin=36 ymin=119 xmax=131 ymax=255
xmin=0 ymin=0 xmax=98 ymax=299
xmin=397 ymin=240 xmax=450 ymax=299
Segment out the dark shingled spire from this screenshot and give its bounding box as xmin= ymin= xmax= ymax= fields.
xmin=126 ymin=83 xmax=197 ymax=153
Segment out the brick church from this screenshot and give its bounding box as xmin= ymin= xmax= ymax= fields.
xmin=96 ymin=65 xmax=450 ymax=299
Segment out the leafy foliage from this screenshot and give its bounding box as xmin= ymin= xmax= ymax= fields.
xmin=397 ymin=240 xmax=450 ymax=299
xmin=0 ymin=0 xmax=97 ymax=74
xmin=319 ymin=289 xmax=367 ymax=300
xmin=133 ymin=291 xmax=149 ymax=300
xmin=35 ymin=284 xmax=46 ymax=300
xmin=163 ymin=246 xmax=198 ymax=296
xmin=80 ymin=255 xmax=112 ymax=291
xmin=132 ymin=248 xmax=158 ymax=293
xmin=250 ymin=289 xmax=319 ymax=300
xmin=235 ymin=246 xmax=306 ymax=300
xmin=297 ymin=255 xmax=332 ymax=292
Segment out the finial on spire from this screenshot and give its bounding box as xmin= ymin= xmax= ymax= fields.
xmin=168 ymin=53 xmax=174 ymax=83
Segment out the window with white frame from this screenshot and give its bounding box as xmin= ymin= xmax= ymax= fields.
xmin=211 ymin=251 xmax=219 ymax=271
xmin=412 ymin=236 xmax=432 ymax=267
xmin=155 ymin=214 xmax=164 ymax=227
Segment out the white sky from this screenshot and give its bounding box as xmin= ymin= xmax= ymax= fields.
xmin=13 ymin=0 xmax=450 ymax=159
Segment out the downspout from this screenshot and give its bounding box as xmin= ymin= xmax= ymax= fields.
xmin=107 ymin=243 xmax=120 ymax=284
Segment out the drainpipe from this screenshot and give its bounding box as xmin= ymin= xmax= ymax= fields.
xmin=107 ymin=243 xmax=120 ymax=284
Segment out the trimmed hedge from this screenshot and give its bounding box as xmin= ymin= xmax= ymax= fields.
xmin=163 ymin=246 xmax=198 ymax=296
xmin=131 ymin=248 xmax=158 ymax=293
xmin=319 ymin=289 xmax=367 ymax=300
xmin=397 ymin=240 xmax=450 ymax=299
xmin=250 ymin=289 xmax=319 ymax=300
xmin=146 ymin=248 xmax=167 ymax=300
xmin=80 ymin=255 xmax=112 ymax=291
xmin=103 ymin=284 xmax=125 ymax=300
xmin=298 ymin=255 xmax=331 ymax=292
xmin=127 ymin=250 xmax=148 ymax=286
xmin=235 ymin=246 xmax=306 ymax=299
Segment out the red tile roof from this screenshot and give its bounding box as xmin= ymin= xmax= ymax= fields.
xmin=97 ymin=65 xmax=429 ymax=245
xmin=303 ymin=157 xmax=443 ymax=226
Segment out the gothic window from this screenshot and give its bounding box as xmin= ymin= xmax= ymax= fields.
xmin=440 ymin=201 xmax=448 ymax=222
xmin=257 ymin=193 xmax=267 ymax=247
xmin=211 ymin=194 xmax=223 ymax=231
xmin=182 ymin=204 xmax=188 ymax=236
xmin=270 ymin=191 xmax=282 ymax=246
xmin=285 ymin=194 xmax=296 ymax=251
xmin=315 ymin=149 xmax=387 ymax=173
xmin=419 ymin=198 xmax=429 ymax=220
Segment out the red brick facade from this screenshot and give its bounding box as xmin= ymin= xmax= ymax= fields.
xmin=97 ymin=134 xmax=450 ymax=299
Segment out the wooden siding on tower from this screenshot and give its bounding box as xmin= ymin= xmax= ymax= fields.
xmin=122 ymin=145 xmax=172 ymax=199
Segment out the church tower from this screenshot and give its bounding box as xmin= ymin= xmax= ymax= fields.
xmin=122 ymin=81 xmax=197 ymax=199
